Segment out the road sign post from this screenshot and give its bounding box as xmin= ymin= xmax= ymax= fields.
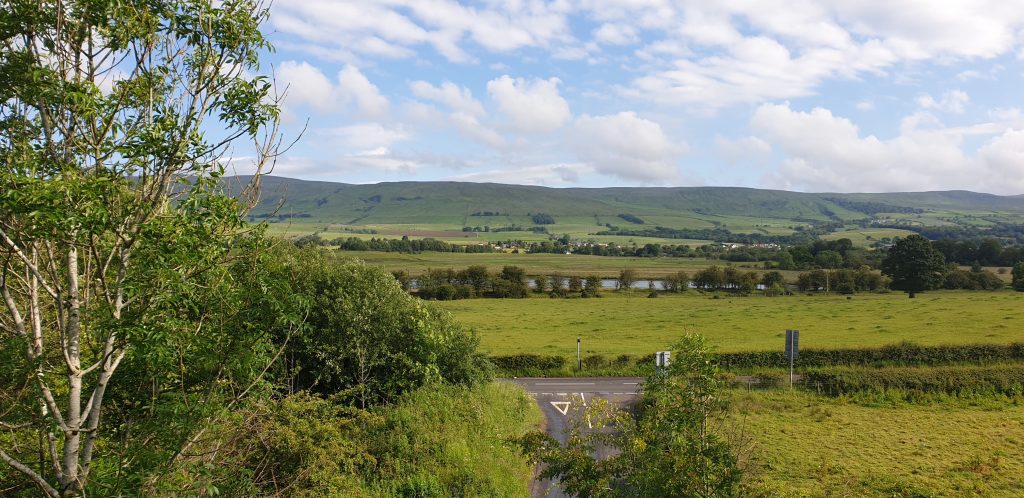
xmin=655 ymin=351 xmax=670 ymax=369
xmin=785 ymin=329 xmax=799 ymax=388
xmin=577 ymin=337 xmax=581 ymax=371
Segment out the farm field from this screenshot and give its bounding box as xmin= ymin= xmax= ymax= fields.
xmin=264 ymin=220 xmax=715 ymax=246
xmin=821 ymin=227 xmax=917 ymax=246
xmin=336 ymin=251 xmax=773 ymax=277
xmin=736 ymin=390 xmax=1024 ymax=496
xmin=437 ymin=291 xmax=1024 ymax=357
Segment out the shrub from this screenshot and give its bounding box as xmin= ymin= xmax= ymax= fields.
xmin=490 ymin=354 xmax=567 ymax=372
xmin=804 ymin=364 xmax=1024 ymax=397
xmin=716 ymin=342 xmax=1024 ymax=370
xmin=583 ymin=355 xmax=607 ymax=369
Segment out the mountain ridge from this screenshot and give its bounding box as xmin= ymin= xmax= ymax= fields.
xmin=227 ymin=176 xmax=1024 ymax=234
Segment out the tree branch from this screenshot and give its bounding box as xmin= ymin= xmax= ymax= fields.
xmin=0 ymin=447 xmax=60 ymax=497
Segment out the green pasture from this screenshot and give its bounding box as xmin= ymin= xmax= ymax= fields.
xmin=737 ymin=390 xmax=1024 ymax=496
xmin=267 ymin=220 xmax=716 ymax=246
xmin=337 ymin=251 xmax=773 ymax=278
xmin=821 ymin=227 xmax=917 ymax=246
xmin=437 ymin=291 xmax=1024 ymax=357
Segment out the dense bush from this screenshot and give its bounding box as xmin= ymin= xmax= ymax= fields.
xmin=416 ymin=265 xmax=528 ymax=300
xmin=334 ymin=236 xmax=496 ymax=253
xmin=943 ymin=268 xmax=1004 ymax=290
xmin=282 ymin=250 xmax=493 ymax=405
xmin=796 ymin=267 xmax=886 ymax=293
xmin=149 ymin=383 xmax=540 ymax=497
xmin=490 ymin=354 xmax=567 ymax=372
xmin=493 ymin=343 xmax=1024 ymax=376
xmin=716 ymin=342 xmax=1024 ymax=369
xmin=804 ymin=364 xmax=1024 ymax=396
xmin=531 ymin=213 xmax=556 ymax=224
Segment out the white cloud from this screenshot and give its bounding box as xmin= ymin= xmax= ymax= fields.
xmin=338 ymin=65 xmax=389 ymax=119
xmin=977 ymin=129 xmax=1024 ymax=194
xmin=271 ymin=2 xmax=1024 ymax=112
xmin=271 ymin=0 xmax=574 ymax=64
xmin=277 ymin=61 xmax=337 ymax=110
xmin=276 ymin=61 xmax=389 ymax=119
xmin=321 ymin=124 xmax=409 ymax=149
xmin=855 ymin=100 xmax=875 ymax=111
xmin=487 ymin=75 xmax=571 ymax=133
xmin=593 ymin=23 xmax=639 ymax=45
xmin=749 ymin=103 xmax=1024 ymax=194
xmin=409 ymin=80 xmax=485 ymax=117
xmin=569 ymin=112 xmax=684 ymax=183
xmin=916 ymin=90 xmax=969 ymax=114
xmin=449 ymin=112 xmax=506 ymax=149
xmin=446 ymin=163 xmax=593 ymax=186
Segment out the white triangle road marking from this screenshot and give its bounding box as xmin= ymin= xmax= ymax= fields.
xmin=550 ymin=401 xmax=570 ymax=415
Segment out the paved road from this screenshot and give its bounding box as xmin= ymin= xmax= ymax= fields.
xmin=507 ymin=378 xmax=644 ymax=498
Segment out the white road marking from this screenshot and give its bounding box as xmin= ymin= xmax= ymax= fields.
xmin=536 ymin=382 xmax=596 ymax=385
xmin=550 ymin=401 xmax=570 ymax=415
xmin=579 ymin=393 xmax=592 ymax=429
xmin=623 ymin=382 xmax=638 ymax=385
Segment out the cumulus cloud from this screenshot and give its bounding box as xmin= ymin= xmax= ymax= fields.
xmin=593 ymin=23 xmax=639 ymax=45
xmin=409 ymin=80 xmax=485 ymax=117
xmin=271 ymin=2 xmax=1024 ymax=112
xmin=446 ymin=163 xmax=593 ymax=186
xmin=916 ymin=90 xmax=970 ymax=114
xmin=338 ymin=65 xmax=389 ymax=119
xmin=276 ymin=61 xmax=389 ymax=119
xmin=449 ymin=112 xmax=507 ymax=149
xmin=749 ymin=103 xmax=1024 ymax=194
xmin=569 ymin=112 xmax=684 ymax=183
xmin=271 ymin=0 xmax=574 ymax=63
xmin=277 ymin=60 xmax=337 ymax=110
xmin=487 ymin=75 xmax=571 ymax=133
xmin=321 ymin=124 xmax=409 ymax=149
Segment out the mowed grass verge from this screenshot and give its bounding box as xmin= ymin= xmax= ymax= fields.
xmin=736 ymin=390 xmax=1024 ymax=496
xmin=437 ymin=291 xmax=1024 ymax=357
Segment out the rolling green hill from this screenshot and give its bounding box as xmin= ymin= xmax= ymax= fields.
xmin=226 ymin=176 xmax=1024 ymax=243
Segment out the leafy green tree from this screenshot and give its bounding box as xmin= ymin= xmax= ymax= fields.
xmin=568 ymin=275 xmax=584 ymax=293
xmin=761 ymin=271 xmax=785 ymax=289
xmin=459 ymin=264 xmax=491 ymax=293
xmin=534 ymin=276 xmax=548 ymax=293
xmin=882 ymin=235 xmax=947 ymax=298
xmin=0 ymin=0 xmax=281 ymax=494
xmin=618 ymin=269 xmax=637 ymax=291
xmin=284 ymin=251 xmax=492 ymax=407
xmin=583 ymin=275 xmax=603 ymax=298
xmin=494 ymin=265 xmax=529 ymax=298
xmin=693 ymin=266 xmax=724 ymax=291
xmin=1011 ymin=262 xmax=1024 ymax=292
xmin=520 ymin=335 xmax=742 ymax=497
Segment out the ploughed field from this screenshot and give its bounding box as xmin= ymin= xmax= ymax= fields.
xmin=437 ymin=290 xmax=1024 ymax=357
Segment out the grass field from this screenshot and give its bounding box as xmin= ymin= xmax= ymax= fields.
xmin=264 ymin=221 xmax=717 ymax=246
xmin=736 ymin=390 xmax=1024 ymax=496
xmin=335 ymin=251 xmax=776 ymax=278
xmin=821 ymin=227 xmax=917 ymax=246
xmin=437 ymin=291 xmax=1024 ymax=356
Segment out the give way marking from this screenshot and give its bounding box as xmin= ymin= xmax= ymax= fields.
xmin=550 ymin=401 xmax=570 ymax=415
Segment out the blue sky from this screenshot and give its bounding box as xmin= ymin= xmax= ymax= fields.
xmin=242 ymin=0 xmax=1024 ymax=194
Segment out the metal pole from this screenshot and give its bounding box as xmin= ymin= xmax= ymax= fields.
xmin=789 ymin=350 xmax=794 ymax=389
xmin=577 ymin=337 xmax=581 ymax=371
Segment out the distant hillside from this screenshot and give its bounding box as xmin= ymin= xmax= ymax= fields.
xmin=225 ymin=176 xmax=1024 ymax=239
